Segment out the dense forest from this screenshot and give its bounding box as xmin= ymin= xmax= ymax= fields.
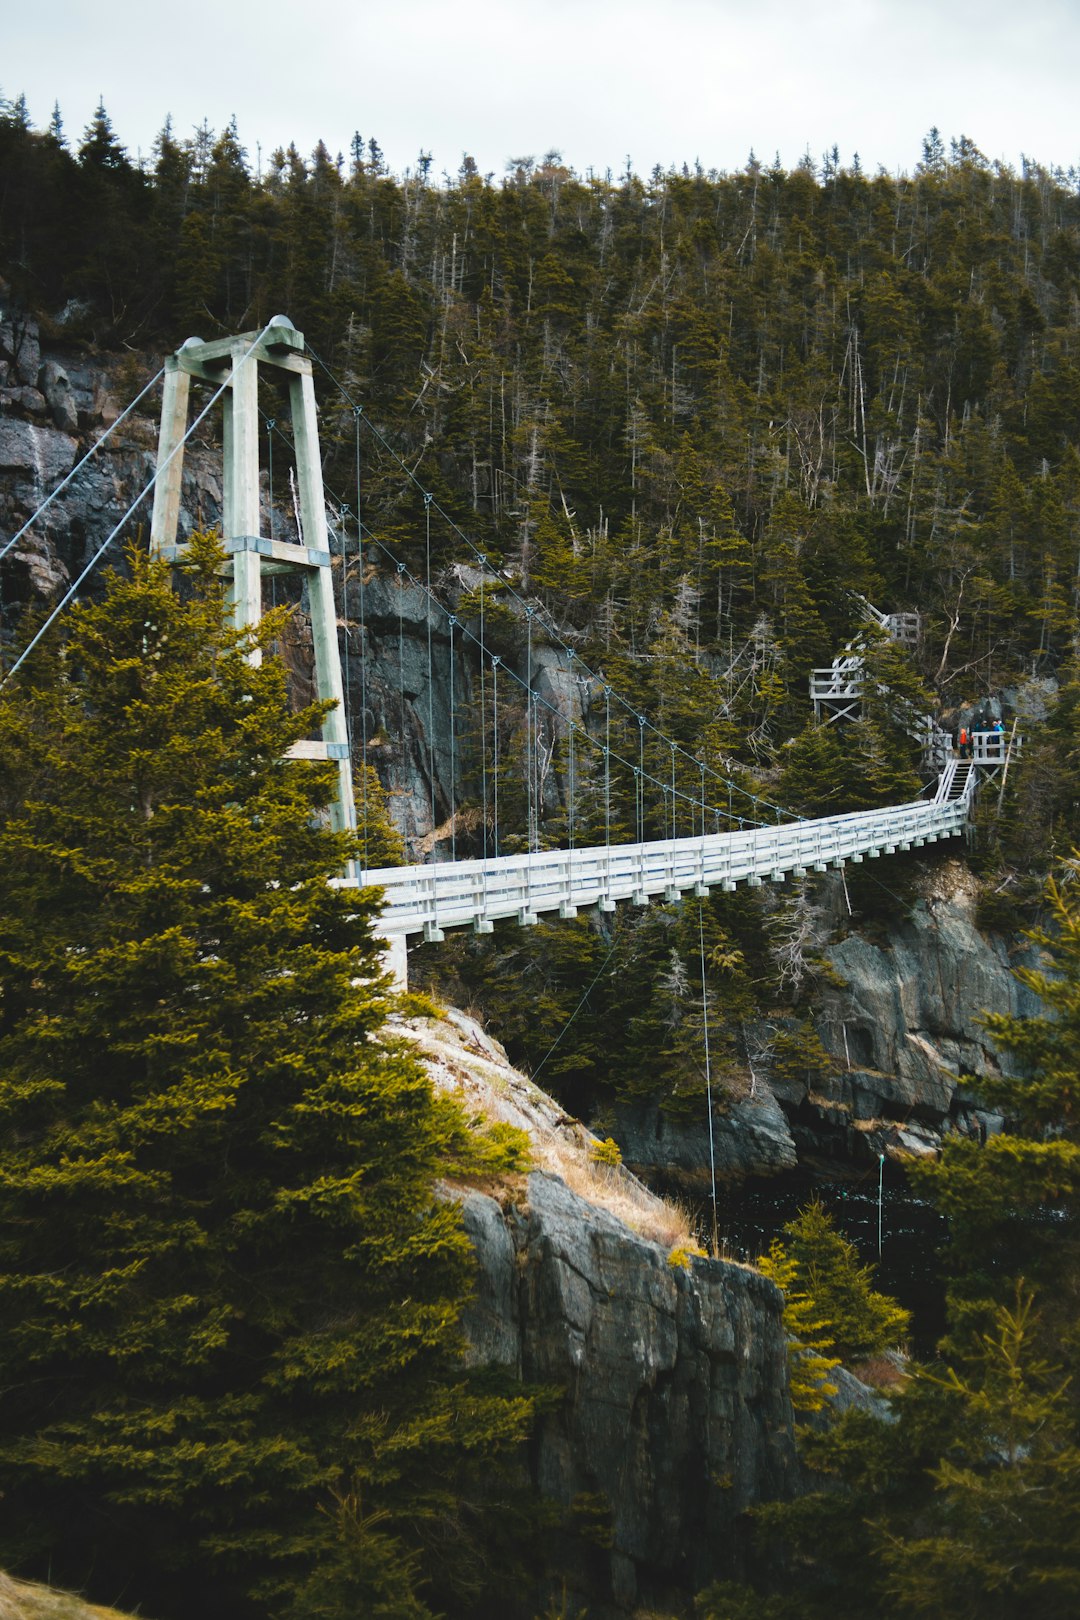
xmin=4 ymin=94 xmax=1080 ymax=1619
xmin=4 ymin=98 xmax=1080 ymax=855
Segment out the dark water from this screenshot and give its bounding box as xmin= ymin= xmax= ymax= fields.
xmin=711 ymin=1163 xmax=949 ymax=1355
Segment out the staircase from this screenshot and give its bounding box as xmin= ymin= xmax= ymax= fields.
xmin=934 ymin=760 xmax=976 ymax=806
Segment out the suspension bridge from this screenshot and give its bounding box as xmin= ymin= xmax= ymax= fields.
xmin=1 ymin=317 xmax=1015 ymax=988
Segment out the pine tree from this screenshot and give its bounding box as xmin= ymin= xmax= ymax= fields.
xmin=0 ymin=539 xmax=533 ymax=1620
xmin=762 ymin=1200 xmax=910 ymax=1363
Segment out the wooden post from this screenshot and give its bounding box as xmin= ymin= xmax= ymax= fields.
xmin=149 ymin=359 xmax=191 ymax=552
xmin=289 ymin=367 xmax=357 ymax=844
xmin=148 ymin=320 xmax=358 ymax=856
xmin=226 ymin=339 xmax=262 ymax=651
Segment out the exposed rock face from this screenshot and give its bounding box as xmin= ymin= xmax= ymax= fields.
xmin=0 ymin=309 xmax=221 ymax=642
xmin=612 ymin=1084 xmax=799 ymax=1191
xmin=401 ymin=1009 xmax=797 ymax=1616
xmin=0 ymin=418 xmax=77 ymax=486
xmin=801 ymin=861 xmax=1042 ymax=1163
xmin=353 ymin=563 xmax=589 ymax=860
xmin=462 ymin=1172 xmax=796 ymax=1617
xmin=608 ymin=861 xmax=1044 ymax=1188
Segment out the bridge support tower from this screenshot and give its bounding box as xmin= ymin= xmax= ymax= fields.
xmin=148 ymin=317 xmax=357 ymax=863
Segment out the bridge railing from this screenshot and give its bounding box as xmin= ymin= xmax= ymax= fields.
xmin=359 ymin=792 xmax=972 ymax=939
xmin=971 ymin=729 xmax=1022 ymax=765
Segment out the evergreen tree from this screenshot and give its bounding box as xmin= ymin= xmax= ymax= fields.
xmin=0 ymin=540 xmax=533 ymax=1620
xmin=760 ymin=1200 xmax=910 ymax=1364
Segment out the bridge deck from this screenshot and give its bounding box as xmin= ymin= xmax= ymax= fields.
xmin=356 ymin=786 xmax=972 ymax=941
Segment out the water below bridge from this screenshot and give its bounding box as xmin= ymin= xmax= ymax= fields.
xmin=709 ymin=1163 xmax=949 ymax=1356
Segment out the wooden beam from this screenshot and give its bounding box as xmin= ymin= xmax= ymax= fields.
xmin=149 ymin=360 xmax=191 ymax=553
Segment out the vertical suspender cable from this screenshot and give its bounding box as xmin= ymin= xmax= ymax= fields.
xmin=568 ymin=720 xmax=576 ymax=850
xmin=265 ymin=418 xmax=277 ymax=611
xmin=355 ymin=411 xmax=368 ymax=871
xmin=492 ymin=655 xmax=501 ymax=859
xmin=340 ymin=504 xmax=353 ymax=751
xmin=698 ymin=900 xmax=720 ymax=1259
xmin=449 ymin=614 xmax=457 ymax=862
xmin=533 ymin=693 xmax=541 ymax=853
xmin=638 ymin=716 xmax=646 ymax=843
xmin=397 ymin=562 xmax=407 ymax=854
xmin=604 ymin=685 xmax=612 ymax=847
xmin=526 ymin=610 xmax=534 ymax=852
xmin=479 ymin=560 xmax=488 ymax=862
xmin=265 ymin=419 xmax=275 ymax=539
xmin=671 ymin=742 xmax=677 ymax=840
xmin=424 ymin=492 xmax=436 ymax=855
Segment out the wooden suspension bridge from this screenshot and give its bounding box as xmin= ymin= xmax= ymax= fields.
xmin=130 ymin=320 xmax=1008 ymax=983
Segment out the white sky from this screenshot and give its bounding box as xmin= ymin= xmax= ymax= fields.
xmin=5 ymin=0 xmax=1079 ymax=181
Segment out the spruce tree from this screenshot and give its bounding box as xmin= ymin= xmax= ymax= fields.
xmin=0 ymin=539 xmax=533 ymax=1620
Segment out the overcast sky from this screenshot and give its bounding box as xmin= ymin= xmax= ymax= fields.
xmin=5 ymin=0 xmax=1079 ymax=181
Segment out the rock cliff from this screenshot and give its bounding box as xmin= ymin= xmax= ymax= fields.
xmin=404 ymin=1010 xmax=798 ymax=1617
xmin=610 ymin=859 xmax=1044 ymax=1190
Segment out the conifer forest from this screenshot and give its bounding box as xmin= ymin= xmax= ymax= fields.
xmin=2 ymin=99 xmax=1080 ymax=1619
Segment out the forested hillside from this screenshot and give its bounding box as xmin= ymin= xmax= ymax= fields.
xmin=4 ymin=105 xmax=1080 ymax=747
xmin=5 ymin=98 xmax=1080 ymax=1620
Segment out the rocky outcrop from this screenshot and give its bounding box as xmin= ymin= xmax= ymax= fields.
xmin=0 ymin=307 xmax=221 ymax=635
xmin=0 ymin=1569 xmax=136 ymax=1620
xmin=604 ymin=860 xmax=1044 ymax=1188
xmin=402 ymin=1009 xmax=798 ymax=1617
xmin=797 ymin=860 xmax=1042 ymax=1163
xmin=462 ymin=1174 xmax=795 ymax=1616
xmin=0 ymin=312 xmax=1047 ymax=1193
xmin=611 ymin=1083 xmax=799 ymax=1191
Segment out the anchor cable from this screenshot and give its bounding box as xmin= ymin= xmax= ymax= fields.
xmin=2 ymin=328 xmax=272 ymax=690
xmin=0 ymin=366 xmax=166 ymax=566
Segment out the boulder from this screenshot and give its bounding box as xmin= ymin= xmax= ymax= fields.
xmin=613 ymin=1081 xmax=798 ymax=1189
xmin=0 ymin=419 xmax=77 ymax=484
xmin=38 ymin=358 xmax=79 ymax=434
xmin=0 ymin=314 xmax=41 ymax=386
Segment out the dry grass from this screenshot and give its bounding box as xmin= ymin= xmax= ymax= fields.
xmin=850 ymin=1352 xmax=910 ymax=1390
xmin=398 ymin=1009 xmax=702 ymax=1256
xmin=0 ymin=1573 xmax=140 ymax=1620
xmin=543 ymin=1142 xmax=698 ymax=1253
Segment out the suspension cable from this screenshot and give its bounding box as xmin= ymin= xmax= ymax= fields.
xmin=492 ymin=654 xmax=501 ymax=858
xmin=568 ymin=719 xmax=576 ymax=850
xmin=396 ymin=560 xmax=407 ymax=851
xmin=358 ymin=527 xmax=755 ymax=831
xmin=449 ymin=613 xmax=457 ymax=862
xmin=355 ymin=407 xmax=369 ymax=871
xmin=424 ymin=492 xmax=436 ymax=855
xmin=258 ymin=413 xmax=770 ymax=838
xmin=265 ymin=417 xmax=278 ymax=612
xmin=303 ymin=345 xmax=794 ymax=827
xmin=526 ymin=609 xmax=534 ymax=851
xmin=698 ymin=899 xmax=720 ymax=1258
xmin=637 ymin=715 xmax=645 ymax=843
xmin=604 ymin=685 xmax=612 ymax=846
xmin=339 ymin=502 xmax=353 ymax=749
xmin=479 ymin=561 xmax=488 ymax=861
xmin=531 ymin=934 xmax=620 ymax=1083
xmin=0 ymin=366 xmax=166 ymax=566
xmin=1 ymin=328 xmax=272 ymax=690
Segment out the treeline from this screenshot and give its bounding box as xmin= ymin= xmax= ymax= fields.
xmin=3 ymin=102 xmax=1080 ymax=699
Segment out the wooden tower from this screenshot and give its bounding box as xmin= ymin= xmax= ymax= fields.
xmin=148 ymin=317 xmax=357 ymax=857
